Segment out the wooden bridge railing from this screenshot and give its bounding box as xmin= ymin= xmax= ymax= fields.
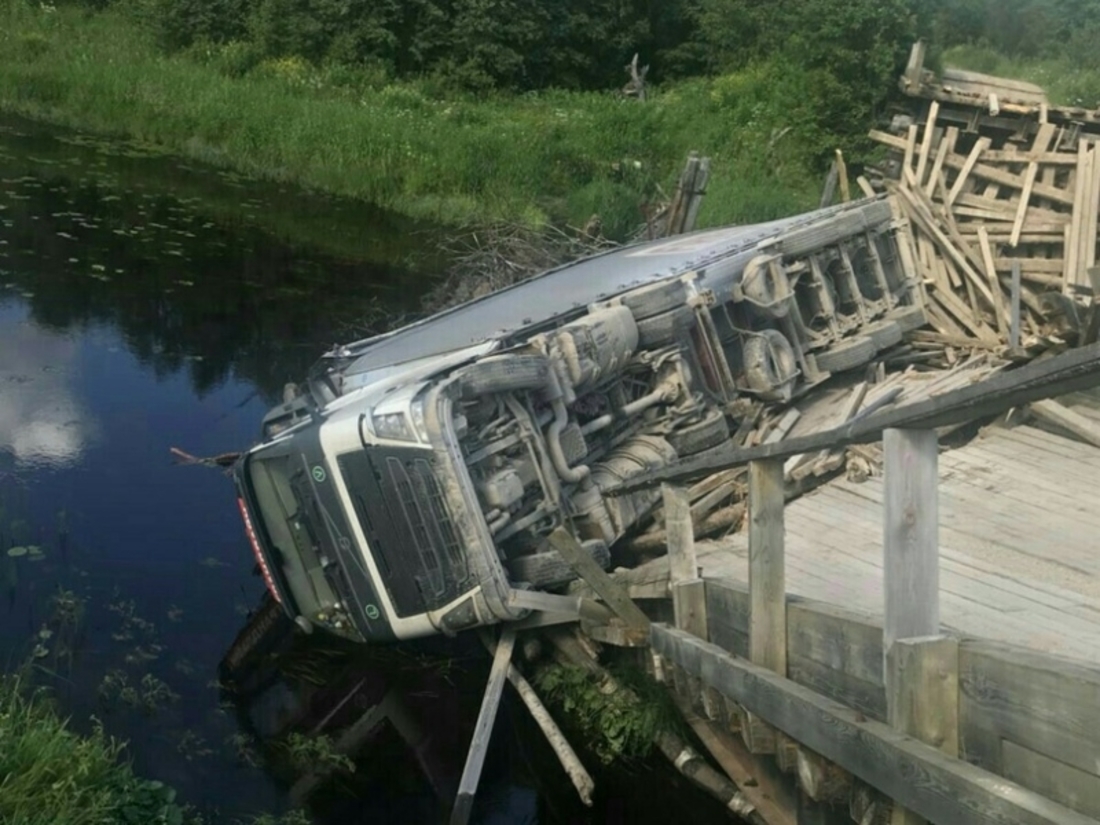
xmin=649 ymin=339 xmax=1100 ymax=824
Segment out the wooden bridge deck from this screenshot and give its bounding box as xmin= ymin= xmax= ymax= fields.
xmin=625 ymin=423 xmax=1100 ymax=663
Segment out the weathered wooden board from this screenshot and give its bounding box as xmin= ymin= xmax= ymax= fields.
xmin=959 ymin=640 xmax=1100 ymax=818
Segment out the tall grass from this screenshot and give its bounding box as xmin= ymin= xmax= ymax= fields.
xmin=0 ymin=0 xmax=825 ymax=236
xmin=0 ymin=674 xmax=184 ymax=824
xmin=943 ymin=44 xmax=1100 ymax=110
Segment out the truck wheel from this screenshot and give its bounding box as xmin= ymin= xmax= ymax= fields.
xmin=669 ymin=408 xmax=730 ymax=456
xmin=863 ymin=319 xmax=903 ymax=350
xmin=459 ymin=354 xmax=550 ymax=397
xmin=636 ymin=305 xmax=695 ymax=348
xmin=814 ymin=336 xmax=876 ymax=373
xmin=889 ymin=304 xmax=928 ymax=334
xmin=743 ymin=329 xmax=798 ymax=399
xmin=620 ymin=279 xmax=688 ymax=320
xmin=507 ymin=539 xmax=610 ymax=588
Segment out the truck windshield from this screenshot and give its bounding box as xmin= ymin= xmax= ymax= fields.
xmin=247 ymin=453 xmax=340 ymax=618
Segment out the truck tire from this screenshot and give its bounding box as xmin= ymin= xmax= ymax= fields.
xmin=507 ymin=539 xmax=610 ymax=588
xmin=743 ymin=329 xmax=798 ymax=398
xmin=620 ymin=279 xmax=688 ymax=320
xmin=814 ymin=336 xmax=876 ymax=373
xmin=636 ymin=305 xmax=695 ymax=348
xmin=863 ymin=319 xmax=903 ymax=350
xmin=669 ymin=408 xmax=730 ymax=456
xmin=460 ymin=354 xmax=550 ymax=397
xmin=890 ymin=304 xmax=928 ymax=334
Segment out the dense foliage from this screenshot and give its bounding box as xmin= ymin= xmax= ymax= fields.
xmin=107 ymin=0 xmax=933 ymax=140
xmin=934 ymin=0 xmax=1100 ymax=68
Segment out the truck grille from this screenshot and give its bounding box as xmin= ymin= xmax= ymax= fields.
xmin=339 ymin=447 xmax=470 ymax=617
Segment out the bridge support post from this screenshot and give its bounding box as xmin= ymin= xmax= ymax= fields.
xmin=883 ymin=428 xmax=958 ymax=824
xmin=748 ymin=458 xmax=786 ymax=676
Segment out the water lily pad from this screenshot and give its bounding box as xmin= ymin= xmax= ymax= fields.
xmin=27 ymin=546 xmax=42 ymax=556
xmin=32 ymin=644 xmax=49 ymax=659
xmin=38 ymin=628 xmax=53 ymax=640
xmin=7 ymin=546 xmax=28 ymax=558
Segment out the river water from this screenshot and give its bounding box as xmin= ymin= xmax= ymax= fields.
xmin=0 ymin=113 xmax=735 ymax=825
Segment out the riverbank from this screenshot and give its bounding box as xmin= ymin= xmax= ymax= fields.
xmin=0 ymin=0 xmax=827 ymax=238
xmin=0 ymin=673 xmax=191 ymax=825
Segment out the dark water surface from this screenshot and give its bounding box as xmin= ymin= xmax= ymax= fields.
xmin=0 ymin=113 xmax=735 ymax=825
xmin=0 ymin=112 xmax=443 ymax=821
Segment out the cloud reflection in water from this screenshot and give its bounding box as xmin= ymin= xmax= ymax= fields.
xmin=0 ymin=312 xmax=94 ymax=469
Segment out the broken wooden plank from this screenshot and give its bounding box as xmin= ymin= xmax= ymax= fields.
xmin=480 ymin=631 xmax=595 ymax=807
xmin=868 ymin=129 xmax=909 ymax=152
xmin=944 ymin=153 xmax=1075 ymax=206
xmin=1087 ymin=143 xmax=1100 ymax=272
xmin=1067 ymin=139 xmax=1088 ymax=292
xmin=549 ymin=528 xmax=651 ymax=629
xmin=1010 ymin=122 xmax=1057 ymax=247
xmin=1011 ymin=259 xmax=1023 ymax=351
xmin=925 ymin=125 xmax=956 ymax=199
xmin=1029 ymin=398 xmax=1100 ymax=448
xmin=915 ymin=101 xmax=939 ymax=188
xmin=451 ymin=627 xmax=517 ymax=825
xmin=836 ymin=148 xmax=851 ymax=203
xmin=946 ymin=137 xmax=991 ymax=207
xmin=903 ymin=124 xmax=919 ymax=176
xmin=977 ymin=227 xmax=1009 ymax=335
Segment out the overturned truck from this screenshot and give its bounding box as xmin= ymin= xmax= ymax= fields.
xmin=233 ymin=197 xmax=925 ymax=644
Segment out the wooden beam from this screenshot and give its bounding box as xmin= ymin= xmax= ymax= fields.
xmin=547 ymin=528 xmax=650 ymax=629
xmin=678 ymin=704 xmax=798 ymax=825
xmin=749 ymin=459 xmax=786 ymax=677
xmin=650 ymin=625 xmax=1098 ymax=825
xmin=451 ymin=627 xmax=516 ymax=825
xmin=609 ymin=340 xmax=1100 ymax=493
xmin=663 ymin=483 xmax=709 ymax=638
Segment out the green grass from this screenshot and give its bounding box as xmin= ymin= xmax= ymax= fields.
xmin=0 ymin=0 xmax=827 ymax=237
xmin=0 ymin=674 xmax=186 ymax=825
xmin=943 ymin=44 xmax=1100 ymax=110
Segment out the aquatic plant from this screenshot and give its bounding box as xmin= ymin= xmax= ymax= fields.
xmin=280 ymin=731 xmax=355 ymax=775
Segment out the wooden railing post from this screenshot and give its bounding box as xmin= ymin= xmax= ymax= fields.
xmin=883 ymin=428 xmax=939 ymax=652
xmin=883 ymin=428 xmax=958 ymax=825
xmin=749 ymin=458 xmax=786 ymax=676
xmin=662 ymin=483 xmax=708 ymax=639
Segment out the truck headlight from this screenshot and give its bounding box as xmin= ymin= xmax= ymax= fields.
xmin=372 ymin=412 xmax=416 ymax=442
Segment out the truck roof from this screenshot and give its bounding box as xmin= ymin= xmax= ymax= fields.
xmin=340 ymin=200 xmax=875 ymax=376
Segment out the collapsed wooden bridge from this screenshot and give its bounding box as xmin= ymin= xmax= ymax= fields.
xmin=218 ymin=45 xmax=1100 ymax=825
